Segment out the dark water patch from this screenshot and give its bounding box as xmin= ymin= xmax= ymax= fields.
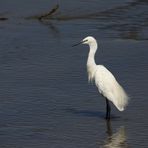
xmin=63 ymin=108 xmax=121 ymax=120
xmin=37 ymin=0 xmax=148 ymax=40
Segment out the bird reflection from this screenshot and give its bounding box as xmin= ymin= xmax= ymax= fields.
xmin=101 ymin=120 xmax=128 ymax=148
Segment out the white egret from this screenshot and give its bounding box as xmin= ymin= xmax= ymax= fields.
xmin=73 ymin=36 xmax=129 ymax=119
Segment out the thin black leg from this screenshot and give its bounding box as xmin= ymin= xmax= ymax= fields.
xmin=106 ymin=98 xmax=111 ymax=120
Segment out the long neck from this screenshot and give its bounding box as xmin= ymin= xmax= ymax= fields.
xmin=87 ymin=42 xmax=97 ymax=82
xmin=87 ymin=42 xmax=97 ymax=67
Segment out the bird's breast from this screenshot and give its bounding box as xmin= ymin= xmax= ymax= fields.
xmin=87 ymin=65 xmax=97 ymax=82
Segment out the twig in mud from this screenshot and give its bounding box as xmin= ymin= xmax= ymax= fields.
xmin=25 ymin=4 xmax=59 ymax=20
xmin=38 ymin=4 xmax=59 ymax=20
xmin=0 ymin=17 xmax=8 ymax=21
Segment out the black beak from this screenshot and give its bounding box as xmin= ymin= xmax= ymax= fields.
xmin=72 ymin=40 xmax=86 ymax=47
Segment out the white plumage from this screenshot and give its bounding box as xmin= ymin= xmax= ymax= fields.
xmin=73 ymin=36 xmax=129 ymax=119
xmin=93 ymin=65 xmax=128 ymax=111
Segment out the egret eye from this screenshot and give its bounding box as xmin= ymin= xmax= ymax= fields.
xmin=83 ymin=39 xmax=88 ymax=42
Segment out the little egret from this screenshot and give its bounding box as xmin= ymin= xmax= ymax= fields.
xmin=73 ymin=36 xmax=129 ymax=120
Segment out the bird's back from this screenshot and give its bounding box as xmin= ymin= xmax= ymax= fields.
xmin=94 ymin=65 xmax=129 ymax=111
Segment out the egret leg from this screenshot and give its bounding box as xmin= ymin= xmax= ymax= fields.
xmin=105 ymin=98 xmax=111 ymax=120
xmin=106 ymin=119 xmax=112 ymax=136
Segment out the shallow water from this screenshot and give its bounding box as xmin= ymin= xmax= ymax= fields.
xmin=0 ymin=0 xmax=148 ymax=147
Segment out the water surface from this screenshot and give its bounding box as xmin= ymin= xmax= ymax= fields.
xmin=0 ymin=0 xmax=148 ymax=147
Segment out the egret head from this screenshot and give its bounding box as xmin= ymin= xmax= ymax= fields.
xmin=72 ymin=36 xmax=97 ymax=47
xmin=81 ymin=36 xmax=96 ymax=45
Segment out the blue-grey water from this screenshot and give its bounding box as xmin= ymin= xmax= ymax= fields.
xmin=0 ymin=0 xmax=148 ymax=147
